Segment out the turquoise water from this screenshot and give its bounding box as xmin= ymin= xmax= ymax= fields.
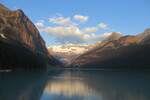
xmin=0 ymin=69 xmax=150 ymax=100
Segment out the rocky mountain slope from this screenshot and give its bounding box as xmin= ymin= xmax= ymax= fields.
xmin=0 ymin=4 xmax=62 ymax=69
xmin=137 ymin=28 xmax=150 ymax=43
xmin=0 ymin=4 xmax=48 ymax=55
xmin=102 ymin=32 xmax=122 ymax=44
xmin=69 ymin=29 xmax=150 ymax=69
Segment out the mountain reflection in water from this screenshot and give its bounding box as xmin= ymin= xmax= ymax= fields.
xmin=0 ymin=70 xmax=150 ymax=100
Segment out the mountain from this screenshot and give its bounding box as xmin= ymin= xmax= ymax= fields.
xmin=48 ymin=44 xmax=93 ymax=64
xmin=0 ymin=4 xmax=48 ymax=55
xmin=86 ymin=32 xmax=123 ymax=52
xmin=0 ymin=4 xmax=11 ymax=11
xmin=102 ymin=32 xmax=122 ymax=44
xmin=0 ymin=4 xmax=62 ymax=69
xmin=117 ymin=35 xmax=140 ymax=46
xmin=137 ymin=28 xmax=150 ymax=43
xmin=69 ymin=29 xmax=150 ymax=69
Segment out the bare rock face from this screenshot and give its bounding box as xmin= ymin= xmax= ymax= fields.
xmin=137 ymin=28 xmax=150 ymax=43
xmin=0 ymin=4 xmax=48 ymax=55
xmin=117 ymin=35 xmax=140 ymax=46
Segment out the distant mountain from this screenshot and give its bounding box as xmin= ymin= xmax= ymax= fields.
xmin=102 ymin=32 xmax=122 ymax=44
xmin=69 ymin=29 xmax=150 ymax=69
xmin=48 ymin=44 xmax=93 ymax=64
xmin=0 ymin=4 xmax=62 ymax=69
xmin=117 ymin=35 xmax=140 ymax=46
xmin=86 ymin=32 xmax=123 ymax=53
xmin=137 ymin=28 xmax=150 ymax=43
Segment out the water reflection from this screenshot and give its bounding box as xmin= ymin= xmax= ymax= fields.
xmin=0 ymin=70 xmax=47 ymax=100
xmin=42 ymin=70 xmax=150 ymax=100
xmin=0 ymin=70 xmax=150 ymax=100
xmin=45 ymin=77 xmax=96 ymax=98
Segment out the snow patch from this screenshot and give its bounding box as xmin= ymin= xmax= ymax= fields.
xmin=0 ymin=34 xmax=7 ymax=39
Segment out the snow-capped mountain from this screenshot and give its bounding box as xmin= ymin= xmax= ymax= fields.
xmin=47 ymin=44 xmax=93 ymax=64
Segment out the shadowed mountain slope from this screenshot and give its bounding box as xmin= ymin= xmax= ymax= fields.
xmin=69 ymin=29 xmax=150 ymax=69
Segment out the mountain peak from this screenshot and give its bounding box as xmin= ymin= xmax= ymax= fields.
xmin=111 ymin=32 xmax=121 ymax=36
xmin=102 ymin=32 xmax=122 ymax=44
xmin=0 ymin=4 xmax=11 ymax=12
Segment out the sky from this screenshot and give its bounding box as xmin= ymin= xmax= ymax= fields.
xmin=1 ymin=0 xmax=150 ymax=46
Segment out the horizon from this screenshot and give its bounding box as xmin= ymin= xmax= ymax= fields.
xmin=1 ymin=0 xmax=150 ymax=46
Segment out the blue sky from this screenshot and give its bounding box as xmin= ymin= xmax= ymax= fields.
xmin=1 ymin=0 xmax=150 ymax=46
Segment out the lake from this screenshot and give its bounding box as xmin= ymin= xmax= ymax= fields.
xmin=0 ymin=69 xmax=150 ymax=100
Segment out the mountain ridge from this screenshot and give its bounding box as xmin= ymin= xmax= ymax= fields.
xmin=69 ymin=29 xmax=150 ymax=69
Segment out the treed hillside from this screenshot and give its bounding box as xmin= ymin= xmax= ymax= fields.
xmin=71 ymin=44 xmax=150 ymax=69
xmin=0 ymin=37 xmax=61 ymax=69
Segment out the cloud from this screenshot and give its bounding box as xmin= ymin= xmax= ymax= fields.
xmin=74 ymin=15 xmax=89 ymax=23
xmin=14 ymin=7 xmax=18 ymax=10
xmin=98 ymin=23 xmax=107 ymax=29
xmin=35 ymin=23 xmax=44 ymax=27
xmin=38 ymin=20 xmax=44 ymax=23
xmin=40 ymin=26 xmax=111 ymax=44
xmin=81 ymin=22 xmax=108 ymax=33
xmin=39 ymin=14 xmax=111 ymax=44
xmin=82 ymin=27 xmax=98 ymax=33
xmin=35 ymin=20 xmax=44 ymax=27
xmin=49 ymin=16 xmax=77 ymax=26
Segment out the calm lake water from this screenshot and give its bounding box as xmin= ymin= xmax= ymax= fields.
xmin=0 ymin=69 xmax=150 ymax=100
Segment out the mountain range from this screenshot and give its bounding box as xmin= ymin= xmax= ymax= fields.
xmin=1 ymin=4 xmax=150 ymax=69
xmin=68 ymin=28 xmax=150 ymax=69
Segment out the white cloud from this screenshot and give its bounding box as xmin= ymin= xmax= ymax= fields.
xmin=14 ymin=7 xmax=18 ymax=10
xmin=40 ymin=26 xmax=111 ymax=44
xmin=50 ymin=16 xmax=76 ymax=26
xmin=98 ymin=23 xmax=107 ymax=29
xmin=82 ymin=27 xmax=98 ymax=33
xmin=74 ymin=15 xmax=89 ymax=23
xmin=35 ymin=23 xmax=44 ymax=27
xmin=38 ymin=20 xmax=44 ymax=23
xmin=39 ymin=14 xmax=111 ymax=44
xmin=35 ymin=20 xmax=44 ymax=27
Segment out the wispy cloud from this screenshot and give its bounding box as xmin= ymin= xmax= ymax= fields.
xmin=49 ymin=16 xmax=77 ymax=26
xmin=14 ymin=7 xmax=18 ymax=10
xmin=82 ymin=27 xmax=98 ymax=33
xmin=74 ymin=15 xmax=89 ymax=23
xmin=98 ymin=23 xmax=107 ymax=29
xmin=35 ymin=20 xmax=44 ymax=27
